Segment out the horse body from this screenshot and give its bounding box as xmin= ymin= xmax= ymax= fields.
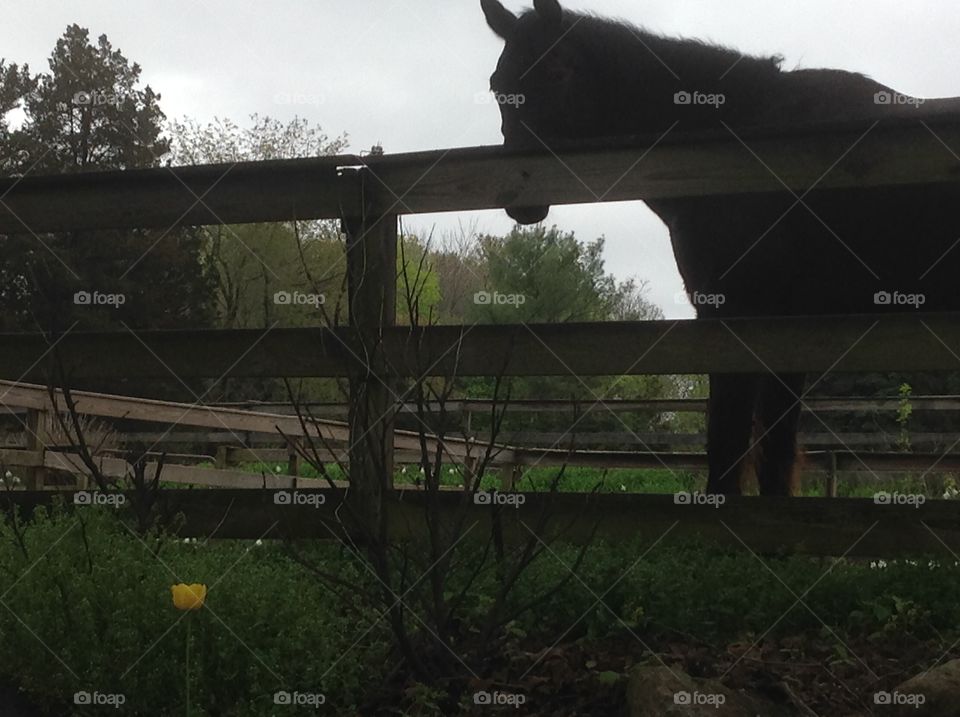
xmin=482 ymin=0 xmax=960 ymax=495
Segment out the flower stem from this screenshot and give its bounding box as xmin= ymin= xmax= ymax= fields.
xmin=185 ymin=617 xmax=191 ymax=717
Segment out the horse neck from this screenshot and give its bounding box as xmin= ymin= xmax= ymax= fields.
xmin=604 ymin=31 xmax=784 ymax=130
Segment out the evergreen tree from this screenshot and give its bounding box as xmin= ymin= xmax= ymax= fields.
xmin=0 ymin=25 xmax=215 ymax=336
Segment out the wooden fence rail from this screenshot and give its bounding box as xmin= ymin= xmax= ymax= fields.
xmin=3 ymin=312 xmax=960 ymax=381
xmin=4 ymin=489 xmax=960 ymax=557
xmin=3 ymin=117 xmax=960 ymax=233
xmin=205 ymin=396 xmax=960 ymax=415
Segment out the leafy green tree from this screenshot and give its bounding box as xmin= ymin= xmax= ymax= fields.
xmin=458 ymin=225 xmax=675 ymax=440
xmin=431 ymin=231 xmax=485 ymax=323
xmin=167 ymin=115 xmax=350 ymax=331
xmin=167 ymin=115 xmax=354 ymax=401
xmin=0 ymin=60 xmax=33 ymax=172
xmin=397 ymin=234 xmax=441 ymax=324
xmin=168 ymin=114 xmax=347 ymax=167
xmin=469 ymin=225 xmax=624 ymax=324
xmin=0 ymin=25 xmax=215 ymax=340
xmin=12 ymin=25 xmax=166 ymax=173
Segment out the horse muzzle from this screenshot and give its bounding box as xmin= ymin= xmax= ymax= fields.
xmin=506 ymin=205 xmax=551 ymax=224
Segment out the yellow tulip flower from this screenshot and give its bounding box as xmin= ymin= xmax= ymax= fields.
xmin=170 ymin=583 xmax=207 ymax=611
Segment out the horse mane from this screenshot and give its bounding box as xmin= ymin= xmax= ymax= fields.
xmin=520 ymin=8 xmax=784 ymax=89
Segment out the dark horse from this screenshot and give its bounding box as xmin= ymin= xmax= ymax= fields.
xmin=482 ymin=0 xmax=960 ymax=495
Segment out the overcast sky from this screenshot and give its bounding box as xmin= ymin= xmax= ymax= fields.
xmin=4 ymin=1 xmax=960 ymax=317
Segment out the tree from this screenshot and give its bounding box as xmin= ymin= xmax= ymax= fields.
xmin=0 ymin=60 xmax=34 ymax=173
xmin=461 ymin=225 xmax=675 ymax=438
xmin=431 ymin=224 xmax=486 ymax=323
xmin=0 ymin=25 xmax=215 ymax=342
xmin=469 ymin=225 xmax=622 ymax=324
xmin=397 ymin=234 xmax=441 ymax=324
xmin=167 ymin=114 xmax=347 ymax=167
xmin=167 ymin=115 xmax=350 ymax=329
xmin=12 ymin=25 xmax=166 ymax=173
xmin=166 ymin=115 xmax=353 ymax=401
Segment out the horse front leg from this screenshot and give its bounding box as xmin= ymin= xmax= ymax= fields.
xmin=755 ymin=373 xmax=805 ymax=496
xmin=705 ymin=373 xmax=761 ymax=495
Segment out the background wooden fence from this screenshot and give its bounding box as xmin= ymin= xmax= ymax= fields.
xmin=2 ymin=380 xmax=959 ymax=491
xmin=2 ymin=118 xmax=960 ymax=553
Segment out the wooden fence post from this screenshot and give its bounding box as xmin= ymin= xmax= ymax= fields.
xmin=23 ymin=408 xmax=50 ymax=490
xmin=286 ymin=439 xmax=300 ymax=477
xmin=342 ymin=167 xmax=397 ymax=538
xmin=826 ymin=451 xmax=838 ymax=497
xmin=501 ymin=465 xmax=521 ymax=491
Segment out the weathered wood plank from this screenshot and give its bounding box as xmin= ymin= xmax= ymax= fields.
xmin=487 ymin=431 xmax=960 ymax=448
xmin=0 ymin=380 xmax=483 ymax=459
xmin=3 ymin=489 xmax=960 ymax=557
xmin=2 ymin=313 xmax=960 ymax=379
xmin=11 ymin=445 xmax=956 ymax=477
xmin=343 ymin=192 xmax=398 ymax=527
xmin=167 ymin=396 xmax=960 ymax=415
xmin=354 ymin=118 xmax=960 ymax=217
xmin=0 ymin=155 xmax=360 ymax=233
xmin=2 ymin=118 xmax=960 ymax=232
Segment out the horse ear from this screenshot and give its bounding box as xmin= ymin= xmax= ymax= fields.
xmin=533 ymin=0 xmax=563 ymax=26
xmin=481 ymin=0 xmax=518 ymax=39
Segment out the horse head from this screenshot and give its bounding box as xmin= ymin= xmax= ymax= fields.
xmin=481 ymin=0 xmax=586 ymax=225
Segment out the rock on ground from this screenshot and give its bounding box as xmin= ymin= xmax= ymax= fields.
xmin=886 ymin=659 xmax=960 ymax=716
xmin=627 ymin=664 xmax=796 ymax=717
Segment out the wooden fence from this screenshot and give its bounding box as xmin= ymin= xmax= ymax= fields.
xmin=1 ymin=379 xmax=958 ymax=492
xmin=2 ymin=117 xmax=960 ymax=553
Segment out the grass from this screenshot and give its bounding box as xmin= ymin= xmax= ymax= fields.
xmin=191 ymin=458 xmax=959 ymax=499
xmin=2 ymin=502 xmax=960 ymax=715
